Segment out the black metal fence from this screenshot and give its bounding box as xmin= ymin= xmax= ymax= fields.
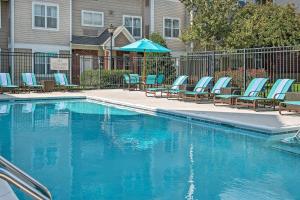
xmin=0 ymin=46 xmax=300 ymax=91
xmin=181 ymin=46 xmax=300 ymax=91
xmin=73 ymin=55 xmax=179 ymax=88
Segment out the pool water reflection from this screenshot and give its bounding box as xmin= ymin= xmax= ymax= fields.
xmin=0 ymin=100 xmax=299 ymax=200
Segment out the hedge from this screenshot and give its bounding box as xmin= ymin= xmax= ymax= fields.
xmin=80 ymin=69 xmax=132 ymax=88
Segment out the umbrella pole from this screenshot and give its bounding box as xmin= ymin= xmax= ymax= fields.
xmin=143 ymin=51 xmax=146 ymax=82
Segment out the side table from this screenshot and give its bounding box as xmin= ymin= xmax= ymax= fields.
xmin=41 ymin=80 xmax=55 ymax=92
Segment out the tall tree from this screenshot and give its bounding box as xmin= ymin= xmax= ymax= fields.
xmin=180 ymin=1 xmax=300 ymax=50
xmin=180 ymin=0 xmax=239 ymax=50
xmin=226 ymin=3 xmax=300 ymax=48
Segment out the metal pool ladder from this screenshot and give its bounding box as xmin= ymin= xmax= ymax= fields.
xmin=0 ymin=156 xmax=52 ymax=200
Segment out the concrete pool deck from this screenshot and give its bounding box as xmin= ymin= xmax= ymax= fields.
xmin=0 ymin=89 xmax=300 ymax=134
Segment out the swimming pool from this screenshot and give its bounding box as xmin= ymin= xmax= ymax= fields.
xmin=0 ymin=100 xmax=299 ymax=200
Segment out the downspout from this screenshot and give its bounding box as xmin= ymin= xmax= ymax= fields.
xmin=10 ymin=0 xmax=15 ymax=82
xmin=150 ymin=0 xmax=154 ymax=34
xmin=69 ymin=0 xmax=72 ymax=83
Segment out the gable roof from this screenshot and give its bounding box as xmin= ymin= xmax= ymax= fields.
xmin=72 ymin=26 xmax=135 ymax=47
xmin=72 ymin=29 xmax=110 ymax=46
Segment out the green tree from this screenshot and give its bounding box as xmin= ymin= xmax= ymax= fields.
xmin=146 ymin=33 xmax=176 ymax=83
xmin=180 ymin=0 xmax=239 ymax=50
xmin=226 ymin=3 xmax=300 ymax=48
xmin=180 ymin=0 xmax=300 ymax=50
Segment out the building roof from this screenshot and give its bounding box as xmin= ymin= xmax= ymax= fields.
xmin=72 ymin=29 xmax=111 ymax=46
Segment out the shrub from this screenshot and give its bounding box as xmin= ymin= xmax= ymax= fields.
xmin=215 ymin=67 xmax=268 ymax=88
xmin=80 ymin=69 xmax=132 ymax=88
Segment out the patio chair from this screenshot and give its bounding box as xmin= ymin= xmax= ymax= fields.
xmin=214 ymin=77 xmax=269 ymax=106
xmin=145 ymin=75 xmax=188 ymax=97
xmin=54 ymin=73 xmax=79 ymax=91
xmin=156 ymin=74 xmax=165 ymax=86
xmin=183 ymin=76 xmax=231 ymax=101
xmin=141 ymin=75 xmax=157 ymax=90
xmin=236 ymin=79 xmax=295 ymax=111
xmin=0 ymin=73 xmax=19 ymax=93
xmin=22 ymin=73 xmax=44 ymax=92
xmin=123 ymin=74 xmax=140 ymax=90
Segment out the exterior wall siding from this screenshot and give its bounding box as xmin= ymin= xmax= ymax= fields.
xmin=153 ymin=0 xmax=188 ymax=54
xmin=0 ymin=0 xmax=9 ymax=50
xmin=14 ymin=0 xmax=71 ymax=47
xmin=72 ymin=0 xmax=144 ymax=37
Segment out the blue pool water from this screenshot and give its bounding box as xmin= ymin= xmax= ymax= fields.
xmin=0 ymin=100 xmax=300 ymax=200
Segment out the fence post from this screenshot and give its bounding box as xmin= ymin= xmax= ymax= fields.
xmin=211 ymin=51 xmax=215 ymax=78
xmin=243 ymin=49 xmax=246 ymax=91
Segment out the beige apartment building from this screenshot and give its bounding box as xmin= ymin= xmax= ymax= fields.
xmin=71 ymin=0 xmax=189 ymax=57
xmin=0 ymin=0 xmax=189 ymax=82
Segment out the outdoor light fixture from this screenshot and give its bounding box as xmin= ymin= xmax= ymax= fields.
xmin=108 ymin=24 xmax=115 ymax=70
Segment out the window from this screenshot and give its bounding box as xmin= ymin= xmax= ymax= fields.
xmin=33 ymin=3 xmax=58 ymax=30
xmin=34 ymin=53 xmax=58 ymax=75
xmin=81 ymin=10 xmax=104 ymax=27
xmin=123 ymin=16 xmax=142 ymax=38
xmin=164 ymin=18 xmax=180 ymax=39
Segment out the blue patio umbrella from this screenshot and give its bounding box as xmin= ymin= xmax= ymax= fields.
xmin=120 ymin=38 xmax=171 ymax=80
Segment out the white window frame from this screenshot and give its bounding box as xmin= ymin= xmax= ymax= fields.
xmin=163 ymin=17 xmax=180 ymax=39
xmin=123 ymin=15 xmax=143 ymax=38
xmin=32 ymin=2 xmax=59 ymax=31
xmin=81 ymin=10 xmax=104 ymax=28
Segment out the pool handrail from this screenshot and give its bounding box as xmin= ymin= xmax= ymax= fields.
xmin=0 ymin=156 xmax=52 ymax=200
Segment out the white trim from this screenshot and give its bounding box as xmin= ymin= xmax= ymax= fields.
xmin=32 ymin=2 xmax=59 ymax=31
xmin=163 ymin=17 xmax=181 ymax=39
xmin=0 ymin=0 xmax=2 ymax=29
xmin=81 ymin=10 xmax=104 ymax=28
xmin=14 ymin=43 xmax=70 ymax=52
xmin=10 ymin=0 xmax=15 ymax=81
xmin=150 ymin=0 xmax=154 ymax=33
xmin=122 ymin=15 xmax=143 ymax=39
xmin=102 ymin=26 xmax=136 ymax=47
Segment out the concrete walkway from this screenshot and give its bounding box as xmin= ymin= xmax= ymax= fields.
xmin=1 ymin=89 xmax=300 ymax=134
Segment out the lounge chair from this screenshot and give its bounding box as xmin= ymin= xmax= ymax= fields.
xmin=22 ymin=73 xmax=44 ymax=92
xmin=156 ymin=74 xmax=165 ymax=86
xmin=279 ymin=101 xmax=300 ymax=114
xmin=0 ymin=73 xmax=19 ymax=93
xmin=278 ymin=92 xmax=300 ymax=114
xmin=54 ymin=73 xmax=79 ymax=91
xmin=141 ymin=75 xmax=157 ymax=90
xmin=183 ymin=76 xmax=231 ymax=101
xmin=123 ymin=74 xmax=140 ymax=90
xmin=145 ymin=75 xmax=188 ymax=97
xmin=214 ymin=78 xmax=269 ymax=106
xmin=236 ymin=79 xmax=295 ymax=110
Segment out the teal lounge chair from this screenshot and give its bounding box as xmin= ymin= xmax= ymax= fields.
xmin=183 ymin=76 xmax=231 ymax=101
xmin=54 ymin=73 xmax=78 ymax=90
xmin=145 ymin=75 xmax=188 ymax=97
xmin=141 ymin=75 xmax=157 ymax=89
xmin=22 ymin=73 xmax=44 ymax=92
xmin=214 ymin=77 xmax=269 ymax=105
xmin=123 ymin=74 xmax=140 ymax=90
xmin=279 ymin=101 xmax=300 ymax=114
xmin=156 ymin=74 xmax=165 ymax=86
xmin=236 ymin=79 xmax=295 ymax=110
xmin=0 ymin=73 xmax=18 ymax=93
